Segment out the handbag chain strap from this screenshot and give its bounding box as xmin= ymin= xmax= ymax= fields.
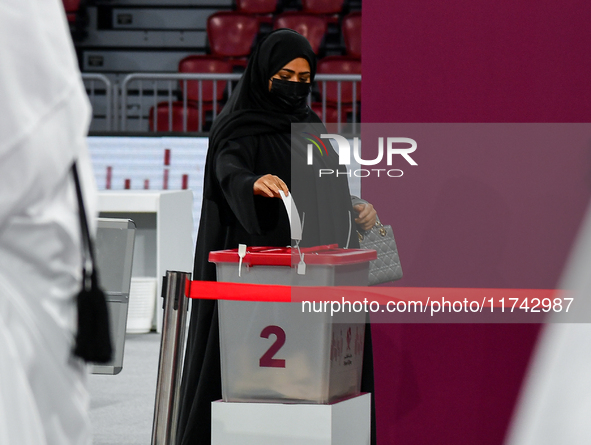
xmin=358 ymin=219 xmax=387 ymax=241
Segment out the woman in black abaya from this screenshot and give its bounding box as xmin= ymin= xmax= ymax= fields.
xmin=176 ymin=29 xmax=377 ymax=445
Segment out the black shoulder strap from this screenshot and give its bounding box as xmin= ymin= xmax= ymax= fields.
xmin=71 ymin=161 xmax=113 ymax=363
xmin=71 ymin=162 xmax=95 ymax=283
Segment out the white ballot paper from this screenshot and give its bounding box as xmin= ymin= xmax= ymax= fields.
xmin=279 ymin=190 xmax=302 ymax=241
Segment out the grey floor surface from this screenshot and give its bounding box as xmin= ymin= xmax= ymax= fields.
xmin=88 ymin=333 xmax=162 ymax=445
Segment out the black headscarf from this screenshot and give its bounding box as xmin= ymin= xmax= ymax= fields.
xmin=204 ymin=28 xmax=323 ymax=200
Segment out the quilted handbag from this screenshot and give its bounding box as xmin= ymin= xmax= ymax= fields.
xmin=352 ymin=197 xmax=403 ymax=285
xmin=358 ymin=220 xmax=403 ymax=285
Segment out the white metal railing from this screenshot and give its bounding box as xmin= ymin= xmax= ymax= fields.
xmin=120 ymin=73 xmax=242 ymax=133
xmin=81 ymin=73 xmax=361 ymax=133
xmin=82 ymin=73 xmax=113 ymax=131
xmin=314 ymin=73 xmax=361 ymax=133
xmin=119 ymin=73 xmax=361 ymax=133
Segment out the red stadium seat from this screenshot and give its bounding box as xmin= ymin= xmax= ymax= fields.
xmin=311 ymin=102 xmax=341 ymax=124
xmin=235 ymin=0 xmax=277 ymax=25
xmin=178 ymin=55 xmax=233 ymax=102
xmin=301 ymin=0 xmax=344 ymax=15
xmin=62 ymin=0 xmax=81 ymax=23
xmin=314 ymin=56 xmax=361 ymax=124
xmin=342 ymin=12 xmax=361 ymax=58
xmin=149 ymin=102 xmax=201 ymax=132
xmin=235 ymin=0 xmax=277 ymax=14
xmin=149 ymin=100 xmax=224 ymax=132
xmin=317 ymin=56 xmax=361 ymax=103
xmin=273 ymin=13 xmax=327 ymax=54
xmin=207 ymin=12 xmax=260 ymax=66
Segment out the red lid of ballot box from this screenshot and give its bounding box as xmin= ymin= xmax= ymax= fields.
xmin=209 ymin=244 xmax=377 ymax=267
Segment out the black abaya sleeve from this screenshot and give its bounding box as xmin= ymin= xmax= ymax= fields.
xmin=214 ymin=138 xmax=264 ymax=235
xmin=214 ymin=136 xmax=290 ymax=240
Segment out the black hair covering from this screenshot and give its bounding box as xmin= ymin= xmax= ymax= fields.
xmin=204 ymin=28 xmax=323 ymax=200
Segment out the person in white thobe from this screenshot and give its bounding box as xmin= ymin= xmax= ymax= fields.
xmin=0 ymin=0 xmax=96 ymax=443
xmin=504 ymin=198 xmax=591 ymax=445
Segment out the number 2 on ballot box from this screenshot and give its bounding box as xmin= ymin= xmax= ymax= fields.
xmin=259 ymin=325 xmax=286 ymax=368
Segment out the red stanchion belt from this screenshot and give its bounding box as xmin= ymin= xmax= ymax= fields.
xmin=184 ymin=279 xmax=559 ymax=307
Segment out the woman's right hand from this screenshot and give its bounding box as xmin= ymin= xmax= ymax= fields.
xmin=253 ymin=174 xmax=289 ymax=198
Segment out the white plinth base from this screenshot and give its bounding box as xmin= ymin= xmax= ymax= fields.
xmin=211 ymin=393 xmax=370 ymax=445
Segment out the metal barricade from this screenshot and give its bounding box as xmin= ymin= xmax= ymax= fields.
xmin=120 ymin=73 xmax=242 ymax=132
xmin=82 ymin=73 xmax=113 ymax=131
xmin=119 ymin=72 xmax=361 ymax=133
xmin=152 ymin=271 xmax=191 ymax=445
xmin=314 ymin=73 xmax=361 ymax=134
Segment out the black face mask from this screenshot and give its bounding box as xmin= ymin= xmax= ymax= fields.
xmin=269 ymin=78 xmax=311 ymax=111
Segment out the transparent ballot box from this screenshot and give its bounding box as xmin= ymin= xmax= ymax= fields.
xmin=210 ymin=245 xmax=376 ymax=404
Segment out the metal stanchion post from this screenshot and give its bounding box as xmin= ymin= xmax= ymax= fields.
xmin=151 ymin=271 xmax=191 ymax=445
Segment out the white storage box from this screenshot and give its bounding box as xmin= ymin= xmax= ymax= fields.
xmin=210 ymin=245 xmax=376 ymax=404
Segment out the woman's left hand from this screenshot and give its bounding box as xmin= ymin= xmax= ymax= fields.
xmin=353 ymin=203 xmax=377 ymax=231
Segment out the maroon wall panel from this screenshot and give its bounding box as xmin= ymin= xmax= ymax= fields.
xmin=362 ymin=2 xmax=591 ymax=444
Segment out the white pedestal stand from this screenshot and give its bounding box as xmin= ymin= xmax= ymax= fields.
xmin=211 ymin=393 xmax=370 ymax=445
